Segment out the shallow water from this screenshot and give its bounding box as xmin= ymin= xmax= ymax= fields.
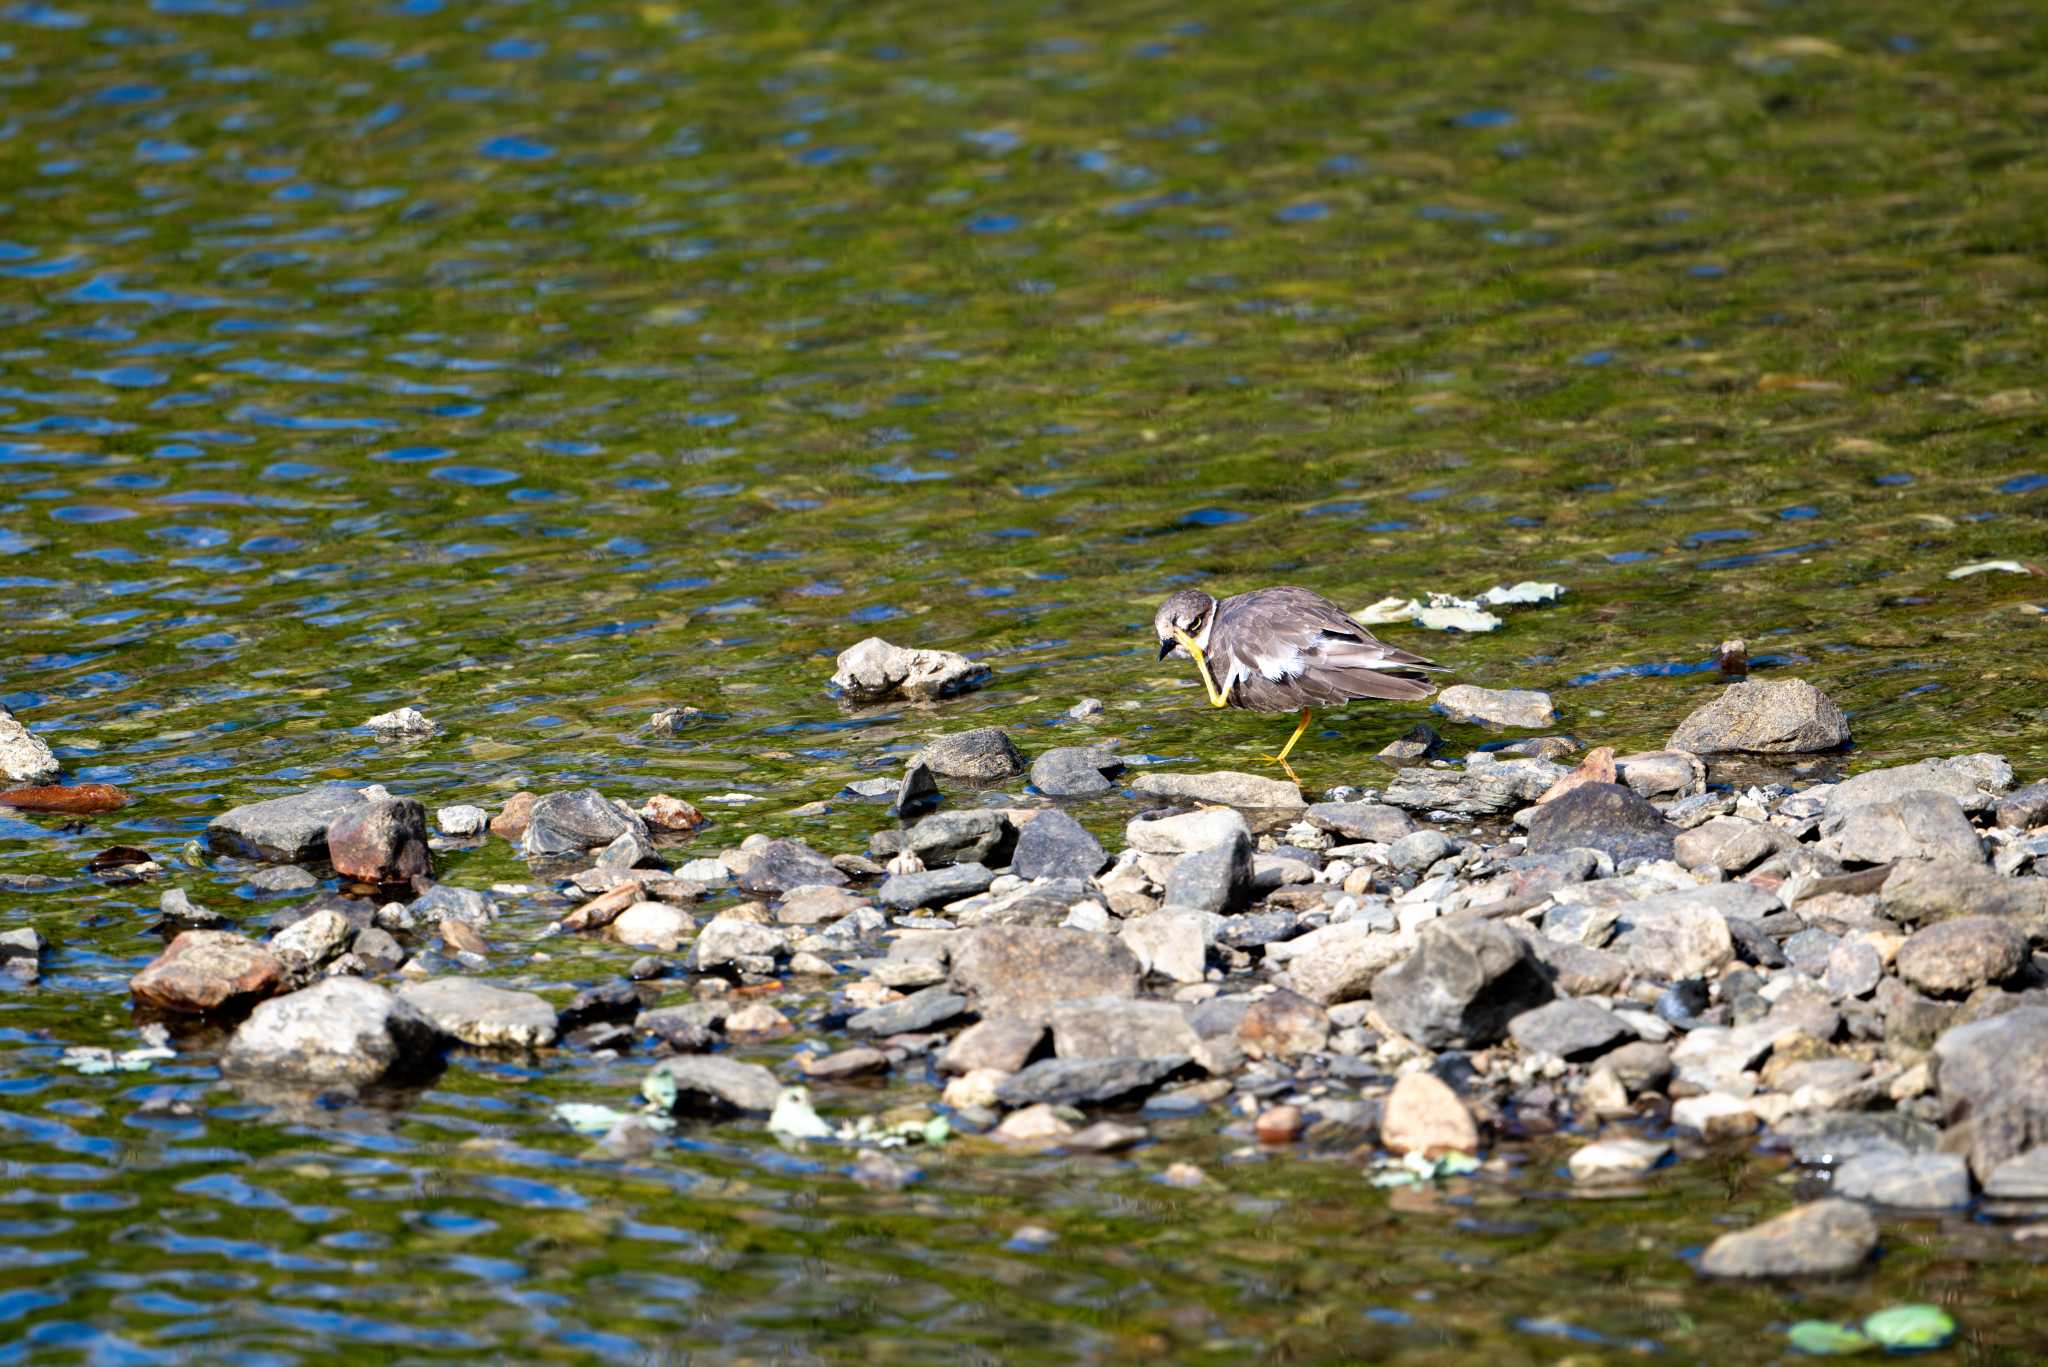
xmin=3 ymin=0 xmax=2047 ymax=1359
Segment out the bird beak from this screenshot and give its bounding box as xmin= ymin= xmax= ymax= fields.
xmin=1158 ymin=636 xmax=1175 ymax=661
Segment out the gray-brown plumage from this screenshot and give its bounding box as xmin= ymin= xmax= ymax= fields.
xmin=1152 ymin=586 xmax=1445 ymax=766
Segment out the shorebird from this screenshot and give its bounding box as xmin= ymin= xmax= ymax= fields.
xmin=1153 ymin=586 xmax=1445 ymax=774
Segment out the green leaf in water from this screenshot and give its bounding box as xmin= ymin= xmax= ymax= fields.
xmin=1863 ymin=1305 xmax=1956 ymax=1351
xmin=1786 ymin=1321 xmax=1874 ymax=1356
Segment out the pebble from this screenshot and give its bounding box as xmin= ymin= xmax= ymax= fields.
xmin=1381 ymin=1072 xmax=1480 ymax=1157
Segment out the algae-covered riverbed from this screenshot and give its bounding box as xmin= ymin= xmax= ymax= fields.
xmin=3 ymin=0 xmax=2048 ymax=1360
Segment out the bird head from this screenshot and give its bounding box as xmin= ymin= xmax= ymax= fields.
xmin=1153 ymin=588 xmax=1217 ymax=660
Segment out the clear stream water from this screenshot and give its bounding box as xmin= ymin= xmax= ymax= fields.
xmin=2 ymin=0 xmax=2046 ymax=1360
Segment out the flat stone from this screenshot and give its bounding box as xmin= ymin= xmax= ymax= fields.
xmin=1667 ymin=678 xmax=1850 ymax=754
xmin=879 ymin=862 xmax=995 ymax=910
xmin=1984 ymin=1146 xmax=2048 ymax=1200
xmin=1303 ymin=802 xmax=1415 ymax=843
xmin=1011 ymin=809 xmax=1108 ymax=882
xmin=1049 ymin=998 xmax=1205 ymax=1065
xmin=777 ymin=885 xmax=871 ymax=927
xmin=1616 ymin=750 xmax=1703 ymax=799
xmin=1273 ymin=921 xmax=1415 ymax=1006
xmin=831 ymin=637 xmax=989 ymax=703
xmin=1673 ymin=1093 xmax=1759 ymax=1141
xmin=995 ymin=1056 xmax=1187 ymax=1107
xmin=846 ymin=984 xmax=968 ymax=1034
xmin=0 ymin=705 xmax=59 ymax=785
xmin=937 ymin=1018 xmax=1045 ymax=1075
xmin=1130 ymin=770 xmax=1304 ymax=809
xmin=207 ymin=782 xmax=373 ymax=863
xmin=1436 ymin=684 xmax=1555 ymax=730
xmin=130 ymin=931 xmax=287 ymax=1015
xmin=397 ymin=978 xmax=557 ymax=1048
xmin=1879 ymin=859 xmax=2048 ymax=924
xmin=1833 ymin=1151 xmax=1971 ymax=1208
xmin=1821 ymin=792 xmax=1984 ymax=866
xmin=1120 ymin=909 xmax=1208 ymax=984
xmin=1895 ymin=916 xmax=2027 ymax=996
xmin=1825 ymin=756 xmax=2009 ymax=820
xmin=520 ymin=789 xmax=644 ymax=858
xmin=1508 ymin=999 xmax=1634 ymax=1061
xmin=1372 ymin=919 xmax=1552 ymax=1049
xmin=1525 ymin=782 xmax=1677 ymax=864
xmin=882 ymin=809 xmax=1013 ymax=868
xmin=645 ymin=1055 xmax=781 ymax=1114
xmin=221 ymin=978 xmax=443 ymax=1087
xmin=1673 ymin=817 xmax=1784 ymax=873
xmin=1570 ymin=1137 xmax=1671 ymax=1182
xmin=691 ymin=917 xmax=787 ymax=970
xmin=1381 ymin=758 xmax=1564 ymax=816
xmin=950 ymin=926 xmax=1142 ymax=1021
xmin=1031 ymin=746 xmax=1124 ymax=798
xmin=1382 ymin=1072 xmax=1480 ymax=1157
xmin=1125 ymin=808 xmax=1252 ymax=856
xmin=1697 ymin=1199 xmax=1878 ymax=1278
xmin=738 ymin=838 xmax=848 ymax=895
xmin=917 ymin=728 xmax=1026 ymax=782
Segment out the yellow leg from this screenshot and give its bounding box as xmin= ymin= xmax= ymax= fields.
xmin=1263 ymin=707 xmax=1313 ymax=767
xmin=1171 ymin=628 xmax=1231 ymax=708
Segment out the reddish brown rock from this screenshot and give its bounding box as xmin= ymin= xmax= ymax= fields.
xmin=131 ymin=931 xmax=286 ymax=1014
xmin=1535 ymin=746 xmax=1616 ymax=806
xmin=327 ymin=798 xmax=431 ymax=884
xmin=488 ymin=792 xmax=537 ymax=841
xmin=1255 ymin=1103 xmax=1305 ymax=1144
xmin=0 ymin=783 xmax=129 ymax=814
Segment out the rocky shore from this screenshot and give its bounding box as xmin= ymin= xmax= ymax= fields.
xmin=115 ymin=674 xmax=2048 ymax=1279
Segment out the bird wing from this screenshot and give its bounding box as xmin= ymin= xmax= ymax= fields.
xmin=1213 ymin=586 xmax=1444 ymax=707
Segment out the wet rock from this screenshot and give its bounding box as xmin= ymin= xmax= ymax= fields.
xmin=1125 ymin=807 xmax=1251 ymax=856
xmin=207 ymin=782 xmax=373 ymax=863
xmin=130 ymin=931 xmax=287 ymax=1015
xmin=1436 ymin=684 xmax=1555 ymax=730
xmin=1833 ymin=1151 xmax=1971 ymax=1208
xmin=607 ymin=902 xmax=694 ymax=951
xmin=831 ymin=637 xmax=990 ymax=703
xmin=846 ymin=984 xmax=969 ymax=1034
xmin=245 ymin=866 xmax=318 ymax=894
xmin=1378 ymin=723 xmax=1442 ymax=765
xmin=364 ymin=706 xmax=433 ymax=736
xmin=1524 ymin=782 xmax=1676 ymax=864
xmin=0 ymin=705 xmax=59 ymax=785
xmin=488 ymin=793 xmax=536 ymax=840
xmin=937 ymin=1019 xmax=1045 ymax=1075
xmin=1011 ymin=809 xmax=1109 ymax=882
xmin=436 ymin=805 xmax=489 ymax=838
xmin=1996 ymin=781 xmax=2048 ymax=831
xmin=222 ymin=978 xmax=443 ymax=1087
xmin=1163 ymin=830 xmax=1253 ymax=914
xmin=1372 ymin=919 xmax=1552 ymax=1049
xmin=1697 ymin=1199 xmax=1878 ymax=1278
xmin=724 ymin=1002 xmax=793 ymax=1041
xmin=1570 ymin=1137 xmax=1670 ymax=1182
xmin=1303 ymin=802 xmax=1415 ymax=843
xmin=879 ymin=861 xmax=995 ymax=910
xmin=886 ymin=810 xmax=1013 ymax=868
xmin=1820 ymin=792 xmax=1983 ymax=866
xmin=645 ymin=1055 xmax=781 ymax=1114
xmin=409 ymin=883 xmax=496 ymax=929
xmin=798 ymin=1045 xmax=889 ymax=1080
xmin=1508 ymin=999 xmax=1633 ymax=1061
xmin=1666 ymin=678 xmax=1850 ymax=754
xmin=1049 ymin=997 xmax=1206 ymax=1065
xmin=557 ymin=981 xmax=645 ymax=1034
xmin=1031 ymin=746 xmax=1124 ymax=798
xmin=1879 ymin=858 xmax=2048 ymax=924
xmin=325 ymin=798 xmax=431 ymax=885
xmin=993 ymin=1103 xmax=1074 ymax=1142
xmin=156 ymin=887 xmax=227 ymax=931
xmin=1272 ymin=921 xmax=1414 ymax=1006
xmin=1895 ymin=916 xmax=2027 ymax=996
xmin=995 ymin=1056 xmax=1188 ymax=1108
xmin=1984 ymin=1146 xmax=2048 ymax=1200
xmin=638 ymin=794 xmax=706 ymax=832
xmin=520 ymin=789 xmax=644 ymax=858
xmin=1256 ymin=1104 xmax=1305 ymax=1143
xmin=1119 ymin=909 xmax=1208 ymax=984
xmin=634 ymin=1005 xmax=714 ymax=1053
xmin=1131 ymin=770 xmax=1303 ymax=809
xmin=271 ymin=908 xmax=353 ymax=971
xmin=397 ymin=979 xmax=557 ymax=1048
xmin=1825 ymin=756 xmax=2010 ymax=819
xmin=691 ymin=916 xmax=787 ymax=971
xmin=1382 ymin=1072 xmax=1479 ymax=1157
xmin=1068 ymin=697 xmax=1105 ymax=721
xmin=738 ymin=838 xmax=849 ymax=895
xmin=950 ymin=926 xmax=1142 ymax=1021
xmin=1382 ymin=758 xmax=1563 ymax=816
xmin=916 ymin=728 xmax=1026 ymax=782
xmin=893 ymin=760 xmax=940 ymax=817
xmin=777 ymin=885 xmax=870 ymax=927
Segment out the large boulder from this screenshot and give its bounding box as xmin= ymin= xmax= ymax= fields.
xmin=221 ymin=979 xmax=443 ymax=1087
xmin=1879 ymin=859 xmax=2048 ymax=925
xmin=1048 ymin=998 xmax=1207 ymax=1065
xmin=1303 ymin=802 xmax=1415 ymax=843
xmin=326 ymin=797 xmax=431 ymax=884
xmin=0 ymin=704 xmax=59 ymax=784
xmin=1666 ymin=678 xmax=1849 ymax=754
xmin=207 ymin=781 xmax=372 ymax=863
xmin=130 ymin=931 xmax=287 ymax=1015
xmin=1371 ymin=919 xmax=1553 ymax=1049
xmin=830 ymin=637 xmax=989 ymax=703
xmin=1525 ymin=782 xmax=1676 ymax=864
xmin=950 ymin=926 xmax=1141 ymax=1021
xmin=1125 ymin=808 xmax=1250 ymax=856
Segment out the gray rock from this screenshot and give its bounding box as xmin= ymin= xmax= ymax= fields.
xmin=1783 ymin=927 xmax=1841 ymax=976
xmin=1821 ymin=791 xmax=1984 ymax=866
xmin=1049 ymin=997 xmax=1205 ymax=1064
xmin=738 ymin=838 xmax=848 ymax=894
xmin=950 ymin=926 xmax=1141 ymax=1021
xmin=1382 ymin=758 xmax=1565 ymax=816
xmin=1163 ymin=829 xmax=1253 ymax=914
xmin=221 ymin=978 xmax=443 ymax=1086
xmin=1273 ymin=921 xmax=1415 ymax=1005
xmin=1781 ymin=1111 xmax=1941 ymax=1166
xmin=1525 ymin=783 xmax=1677 ymax=864
xmin=245 ymin=866 xmax=319 ymax=894
xmin=893 ymin=759 xmax=940 ymax=817
xmin=904 ymin=809 xmax=1016 ymax=867
xmin=1372 ymin=919 xmax=1553 ymax=1048
xmin=1608 ymin=883 xmax=1770 ymax=980
xmin=1388 ymin=829 xmax=1453 ymax=872
xmin=397 ymin=978 xmax=558 ymax=1048
xmin=937 ymin=1018 xmax=1045 ymax=1074
xmin=1896 ymin=916 xmax=2027 ymax=996
xmin=1120 ymin=909 xmax=1208 ymax=984
xmin=879 ymin=862 xmax=995 ymax=910
xmin=1697 ymin=1199 xmax=1878 ymax=1278
xmin=436 ymin=804 xmax=489 ymax=837
xmin=1616 ymin=749 xmax=1704 ymax=799
xmin=351 ymin=927 xmax=404 ymax=974
xmin=1011 ymin=810 xmax=1108 ymax=882
xmin=1932 ymin=1006 xmax=2048 ymax=1130
xmin=408 ymin=883 xmax=498 ymax=929
xmin=1996 ymin=781 xmax=2048 ymax=831
xmin=207 ymin=782 xmax=373 ymax=863
xmin=1507 ymin=999 xmax=1634 ymax=1061
xmin=519 ymin=789 xmax=644 ymax=858
xmin=995 ymin=1056 xmax=1188 ymax=1107
xmin=325 ymin=797 xmax=431 ymax=885
xmin=271 ymin=909 xmax=354 ymax=970
xmin=1031 ymin=746 xmax=1124 ymax=799
xmin=831 ymin=637 xmax=989 ymax=703
xmin=1304 ymin=802 xmax=1416 ymax=843
xmin=645 ymin=1055 xmax=781 ymax=1114
xmin=1125 ymin=808 xmax=1251 ymax=856
xmin=1825 ymin=756 xmax=2010 ymax=819
xmin=1667 ymin=678 xmax=1850 ymax=754
xmin=1130 ymin=770 xmax=1303 ymax=809
xmin=846 ymin=984 xmax=969 ymax=1034
xmin=1879 ymin=859 xmax=2048 ymax=925
xmin=1984 ymin=1146 xmax=2048 ymax=1200
xmin=691 ymin=917 xmax=788 ymax=971
xmin=1378 ymin=723 xmax=1443 ymax=765
xmin=0 ymin=705 xmax=59 ymax=785
xmin=1673 ymin=817 xmax=1785 ymax=873
xmin=1436 ymin=684 xmax=1555 ymax=730
xmin=1832 ymin=1151 xmax=1971 ymax=1208
xmin=916 ymin=728 xmax=1026 ymax=782
xmin=1520 ymin=934 xmax=1631 ymax=996
xmin=1605 ymin=1040 xmax=1674 ymax=1092
xmin=1822 ymin=938 xmax=1884 ymax=999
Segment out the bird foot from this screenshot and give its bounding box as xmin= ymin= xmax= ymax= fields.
xmin=1258 ymin=754 xmax=1303 ymax=784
